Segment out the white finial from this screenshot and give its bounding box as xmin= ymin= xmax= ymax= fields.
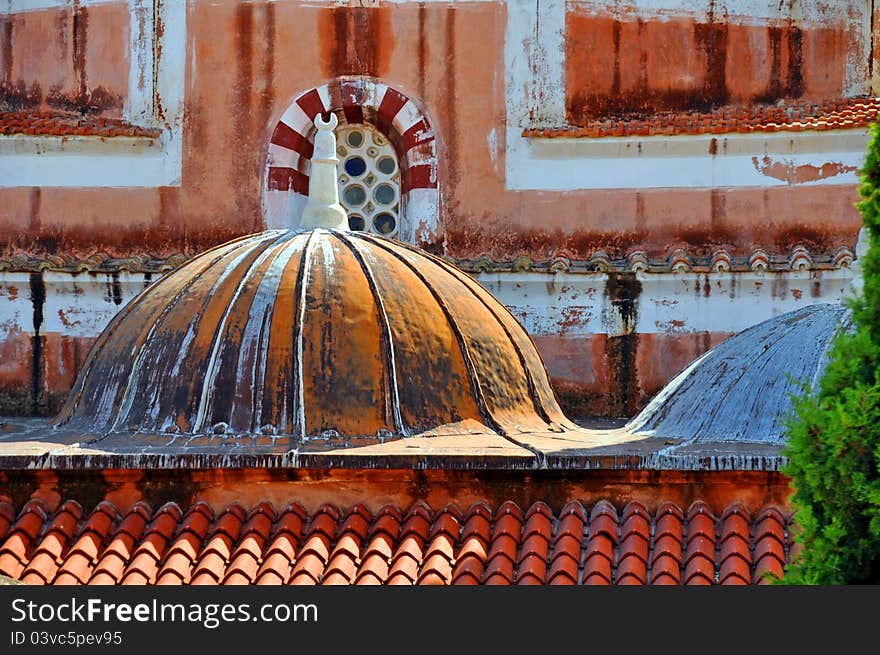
xmin=299 ymin=112 xmax=349 ymax=230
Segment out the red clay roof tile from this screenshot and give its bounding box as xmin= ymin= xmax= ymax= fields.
xmin=516 ymin=553 xmax=548 ymax=585
xmin=89 ymin=551 xmax=131 ymax=585
xmin=20 ymin=551 xmax=60 ymax=584
xmin=523 ymin=96 xmax=880 ymax=139
xmin=0 ymin=499 xmax=799 ymax=585
xmin=451 ymin=555 xmax=485 ymax=585
xmin=0 ymin=501 xmax=15 ymax=540
xmin=53 ymin=552 xmax=93 ymax=585
xmin=224 ymin=545 xmax=262 ymax=585
xmin=417 ymin=570 xmax=447 ymax=586
xmin=649 ymin=554 xmax=682 ymax=585
xmin=417 ymin=553 xmax=453 ymax=585
xmin=190 ymin=552 xmax=228 ymax=585
xmin=0 ymin=110 xmax=161 ymax=138
xmin=255 ymin=552 xmax=293 ymax=585
xmin=389 ymin=545 xmax=423 ymax=576
xmin=355 ymin=552 xmax=389 ymax=585
xmin=155 ymin=551 xmax=194 ymax=585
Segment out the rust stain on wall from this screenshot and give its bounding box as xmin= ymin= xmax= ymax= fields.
xmin=567 ymin=12 xmax=818 ymax=123
xmin=56 ymin=309 xmax=81 ymax=329
xmin=29 ymin=187 xmax=40 ymax=232
xmin=72 ymin=1 xmax=87 ymax=97
xmin=1 ymin=16 xmax=12 ymax=84
xmin=321 ymin=6 xmax=392 ymax=78
xmin=605 ymin=273 xmax=642 ymax=418
xmin=28 ymin=272 xmax=46 ymax=415
xmin=751 ymin=155 xmax=858 ymax=185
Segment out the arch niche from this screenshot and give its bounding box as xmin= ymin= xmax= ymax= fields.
xmin=264 ymin=78 xmax=440 ymax=246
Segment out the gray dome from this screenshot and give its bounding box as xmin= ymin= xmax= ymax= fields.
xmin=626 ymin=303 xmax=852 ymax=444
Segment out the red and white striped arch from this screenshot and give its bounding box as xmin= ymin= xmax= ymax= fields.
xmin=264 ymin=78 xmax=440 ymax=244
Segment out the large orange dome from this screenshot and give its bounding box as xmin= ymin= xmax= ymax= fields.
xmin=55 ymin=228 xmax=578 ymax=450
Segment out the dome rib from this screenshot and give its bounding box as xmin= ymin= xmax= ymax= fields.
xmin=364 ymin=234 xmax=576 ymax=432
xmin=62 ymin=233 xmax=272 ymax=433
xmin=193 ymin=231 xmax=292 ymax=434
xmin=356 ymin=233 xmax=503 ymax=436
xmin=335 ymin=231 xmax=406 ymax=436
xmin=227 ymin=233 xmax=306 ymax=434
xmin=293 ymin=229 xmax=317 ymax=440
xmin=125 ymin=231 xmax=284 ymax=434
xmin=422 ymin=246 xmax=573 ymax=431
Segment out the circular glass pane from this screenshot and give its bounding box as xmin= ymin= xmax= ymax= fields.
xmin=346 ymin=130 xmax=364 ymax=147
xmin=373 ymin=213 xmax=396 ymax=235
xmin=377 ymin=156 xmax=396 ymax=175
xmin=343 ymin=185 xmax=367 ymax=206
xmin=374 ymin=183 xmax=396 ymax=206
xmin=344 ymin=156 xmax=367 ymax=177
xmin=348 ymin=215 xmax=365 ymax=231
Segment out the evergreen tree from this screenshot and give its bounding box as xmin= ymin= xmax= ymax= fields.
xmin=782 ymin=122 xmax=880 ymax=584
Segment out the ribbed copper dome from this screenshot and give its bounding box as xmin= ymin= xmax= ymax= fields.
xmin=55 ymin=229 xmax=577 ymax=449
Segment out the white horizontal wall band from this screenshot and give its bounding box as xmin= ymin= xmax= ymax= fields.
xmin=508 ymin=141 xmax=866 ymax=190
xmin=0 ymin=268 xmax=852 ymax=341
xmin=476 ymin=269 xmax=852 ymax=336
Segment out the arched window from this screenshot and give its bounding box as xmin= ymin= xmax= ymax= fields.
xmin=336 ymin=124 xmax=400 ymax=237
xmin=265 ymin=80 xmax=440 ymax=246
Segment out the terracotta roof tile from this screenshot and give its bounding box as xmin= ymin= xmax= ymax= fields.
xmin=616 ymin=502 xmax=651 ymax=585
xmin=387 ymin=540 xmax=424 ymax=585
xmin=417 ymin=508 xmax=459 ymax=585
xmin=227 ymin=544 xmax=266 ymax=584
xmin=57 ymin=504 xmax=117 ymax=577
xmin=323 ymin=536 xmax=362 ymax=585
xmin=19 ymin=501 xmax=85 ymax=584
xmin=0 ymin=499 xmax=798 ymax=585
xmin=684 ymin=503 xmax=717 ymax=585
xmin=650 ymin=502 xmax=684 ymax=585
xmin=460 ymin=504 xmax=492 ymax=545
xmin=288 ymin=507 xmax=340 ymax=585
xmin=355 ymin=552 xmax=388 ymax=585
xmin=0 ymin=110 xmax=161 ymax=138
xmin=418 ymin=552 xmax=454 ymax=585
xmin=0 ymin=500 xmax=50 ymax=579
xmin=547 ymin=501 xmax=586 ymax=585
xmin=451 ymin=554 xmax=486 ymax=585
xmin=189 ymin=507 xmax=246 ymax=585
xmin=752 ymin=507 xmax=787 ymax=584
xmin=0 ymin=501 xmax=16 ymax=540
xmin=255 ymin=551 xmax=293 ymax=586
xmin=523 ymin=96 xmax=880 ymax=139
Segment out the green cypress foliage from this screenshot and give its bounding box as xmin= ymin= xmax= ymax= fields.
xmin=781 ymin=122 xmax=880 ymax=584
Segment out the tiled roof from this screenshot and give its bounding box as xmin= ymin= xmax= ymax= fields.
xmin=0 ymin=244 xmax=854 ymax=275
xmin=524 ymin=96 xmax=880 ymax=139
xmin=0 ymin=110 xmax=161 ymax=138
xmin=0 ymin=498 xmax=794 ymax=585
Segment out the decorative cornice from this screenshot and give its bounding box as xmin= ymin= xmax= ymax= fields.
xmin=0 ymin=253 xmax=188 ymax=274
xmin=0 ymin=246 xmax=855 ymax=276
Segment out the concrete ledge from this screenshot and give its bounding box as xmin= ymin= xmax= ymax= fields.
xmin=0 ymin=417 xmax=786 ymax=472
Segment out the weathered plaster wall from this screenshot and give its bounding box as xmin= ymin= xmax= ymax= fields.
xmin=0 ymin=0 xmax=870 ymax=417
xmin=0 ymin=265 xmax=852 ymax=419
xmin=0 ymin=2 xmax=130 ymax=118
xmin=0 ymin=0 xmax=868 ymax=259
xmin=565 ymin=1 xmax=867 ymax=123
